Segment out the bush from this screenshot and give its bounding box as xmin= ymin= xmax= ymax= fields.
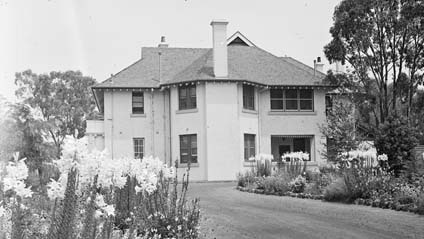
xmin=375 ymin=115 xmax=418 ymax=175
xmin=324 ymin=177 xmax=350 ymax=202
xmin=258 ymin=174 xmax=291 ymax=194
xmin=236 ymin=171 xmax=256 ymax=188
xmin=289 ymin=175 xmax=307 ymax=193
xmin=417 ymin=193 xmax=424 ymax=215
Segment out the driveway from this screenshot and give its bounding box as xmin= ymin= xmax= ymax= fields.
xmin=188 ymin=182 xmax=424 ymax=239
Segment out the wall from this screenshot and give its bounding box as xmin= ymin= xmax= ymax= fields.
xmin=170 ymin=84 xmax=207 ymax=181
xmin=102 ymin=90 xmax=168 ymax=161
xmin=259 ymin=88 xmax=327 ymax=165
xmin=205 ymin=82 xmax=240 ymax=180
xmin=88 ymin=84 xmax=329 ymax=181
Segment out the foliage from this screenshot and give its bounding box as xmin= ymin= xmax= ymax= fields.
xmin=323 ymin=177 xmax=350 ymax=202
xmin=320 ymin=98 xmax=359 ymax=163
xmin=0 ymin=137 xmax=201 ymax=239
xmin=256 ymin=174 xmax=291 ymax=194
xmin=236 ymin=171 xmax=256 ymax=188
xmin=252 ymin=154 xmax=273 ymax=177
xmin=289 ymin=175 xmax=306 ymax=193
xmin=375 ymin=115 xmax=418 ymax=175
xmin=324 ymin=0 xmax=424 ymax=125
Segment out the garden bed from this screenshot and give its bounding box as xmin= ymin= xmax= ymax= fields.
xmin=236 ymin=185 xmax=324 ymax=200
xmin=236 ymin=185 xmax=423 ymax=215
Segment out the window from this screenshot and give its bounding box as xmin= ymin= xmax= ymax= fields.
xmin=132 ymin=92 xmax=144 ymax=114
xmin=179 ymin=134 xmax=197 ymax=164
xmin=244 ymin=134 xmax=256 ymax=161
xmin=270 ymin=89 xmax=284 ymax=110
xmin=243 ymin=85 xmax=255 ymax=110
xmin=293 ymin=138 xmax=311 ymax=161
xmin=133 ymin=138 xmax=144 ymax=159
xmin=179 ymin=85 xmax=197 ymax=110
xmin=269 ymin=89 xmax=313 ymax=111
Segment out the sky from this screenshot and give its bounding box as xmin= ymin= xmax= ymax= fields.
xmin=0 ymin=0 xmax=341 ymax=101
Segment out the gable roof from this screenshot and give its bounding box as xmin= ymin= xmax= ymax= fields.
xmin=227 ymin=31 xmax=256 ymax=46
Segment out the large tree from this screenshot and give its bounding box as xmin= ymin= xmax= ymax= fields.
xmin=14 ymin=70 xmax=97 ymax=157
xmin=324 ymin=0 xmax=424 ymax=126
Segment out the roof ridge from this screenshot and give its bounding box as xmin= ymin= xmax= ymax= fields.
xmin=281 ymin=56 xmax=326 ymax=77
xmin=142 ymin=47 xmax=211 ymax=50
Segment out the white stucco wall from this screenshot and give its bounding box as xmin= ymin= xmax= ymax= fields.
xmin=87 ymin=84 xmax=328 ymax=181
xmin=102 ymin=90 xmax=168 ymax=161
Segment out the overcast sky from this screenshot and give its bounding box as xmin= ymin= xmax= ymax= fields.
xmin=0 ymin=0 xmax=341 ymax=101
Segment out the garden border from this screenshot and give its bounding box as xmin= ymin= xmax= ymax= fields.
xmin=236 ymin=186 xmax=423 ymax=215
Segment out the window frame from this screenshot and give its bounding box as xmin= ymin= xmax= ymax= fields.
xmin=132 ymin=91 xmax=144 ymax=114
xmin=243 ymin=85 xmax=255 ymax=110
xmin=178 ymin=85 xmax=197 ymax=110
xmin=133 ymin=138 xmax=144 ymax=159
xmin=179 ymin=134 xmax=198 ymax=164
xmin=244 ymin=134 xmax=256 ymax=161
xmin=269 ymin=89 xmax=314 ymax=112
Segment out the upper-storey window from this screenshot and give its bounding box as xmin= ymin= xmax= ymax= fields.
xmin=132 ymin=92 xmax=144 ymax=114
xmin=270 ymin=89 xmax=313 ymax=111
xmin=243 ymin=85 xmax=255 ymax=110
xmin=179 ymin=85 xmax=197 ymax=110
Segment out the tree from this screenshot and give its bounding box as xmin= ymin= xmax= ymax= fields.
xmin=375 ymin=114 xmax=418 ymax=175
xmin=324 ymin=0 xmax=424 ymax=126
xmin=14 ymin=70 xmax=97 ymax=157
xmin=320 ymin=97 xmax=360 ymax=163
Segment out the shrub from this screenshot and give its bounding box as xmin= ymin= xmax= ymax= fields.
xmin=324 ymin=177 xmax=350 ymax=202
xmin=417 ymin=193 xmax=424 ymax=215
xmin=375 ymin=115 xmax=418 ymax=175
xmin=236 ymin=171 xmax=256 ymax=188
xmin=259 ymin=174 xmax=291 ymax=194
xmin=289 ymin=175 xmax=306 ymax=193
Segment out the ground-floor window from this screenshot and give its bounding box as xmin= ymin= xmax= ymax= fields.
xmin=133 ymin=138 xmax=144 ymax=159
xmin=271 ymin=136 xmax=312 ymax=161
xmin=244 ymin=134 xmax=256 ymax=161
xmin=180 ymin=134 xmax=198 ymax=164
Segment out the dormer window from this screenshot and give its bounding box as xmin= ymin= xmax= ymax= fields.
xmin=179 ymin=85 xmax=197 ymax=110
xmin=243 ymin=85 xmax=255 ymax=110
xmin=270 ymin=89 xmax=313 ymax=111
xmin=132 ymin=92 xmax=144 ymax=114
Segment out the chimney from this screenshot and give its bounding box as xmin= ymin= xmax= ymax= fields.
xmin=314 ymin=57 xmax=324 ymax=73
xmin=158 ymin=36 xmax=168 ymax=48
xmin=335 ymin=61 xmax=345 ymax=74
xmin=210 ymin=20 xmax=228 ymax=78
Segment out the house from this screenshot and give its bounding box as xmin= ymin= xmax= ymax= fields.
xmin=86 ymin=20 xmax=332 ymax=181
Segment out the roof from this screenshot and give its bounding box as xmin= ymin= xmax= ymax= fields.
xmin=93 ymin=45 xmax=326 ymax=89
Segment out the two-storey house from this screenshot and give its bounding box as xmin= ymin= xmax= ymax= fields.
xmin=86 ymin=20 xmax=331 ymax=181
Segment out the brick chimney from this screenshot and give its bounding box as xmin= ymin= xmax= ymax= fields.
xmin=210 ymin=20 xmax=228 ymax=78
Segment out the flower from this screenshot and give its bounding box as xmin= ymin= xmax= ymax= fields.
xmin=47 ymin=178 xmax=65 ymax=200
xmin=2 ymin=153 xmax=33 ymax=198
xmin=0 ymin=205 xmax=6 ymax=217
xmin=103 ymin=205 xmax=115 ymax=217
xmin=377 ymin=154 xmax=388 ymax=162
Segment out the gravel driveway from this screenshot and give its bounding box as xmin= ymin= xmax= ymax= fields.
xmin=188 ymin=182 xmax=424 ymax=239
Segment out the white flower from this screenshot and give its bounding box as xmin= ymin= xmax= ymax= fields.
xmin=377 ymin=154 xmax=388 ymax=162
xmin=47 ymin=179 xmax=65 ymax=200
xmin=2 ymin=153 xmax=33 ymax=198
xmin=0 ymin=205 xmax=6 ymax=217
xmin=103 ymin=205 xmax=115 ymax=217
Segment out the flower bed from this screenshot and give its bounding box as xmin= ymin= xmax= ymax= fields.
xmin=0 ymin=137 xmax=201 ymax=239
xmin=237 ymin=151 xmax=424 ymax=215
